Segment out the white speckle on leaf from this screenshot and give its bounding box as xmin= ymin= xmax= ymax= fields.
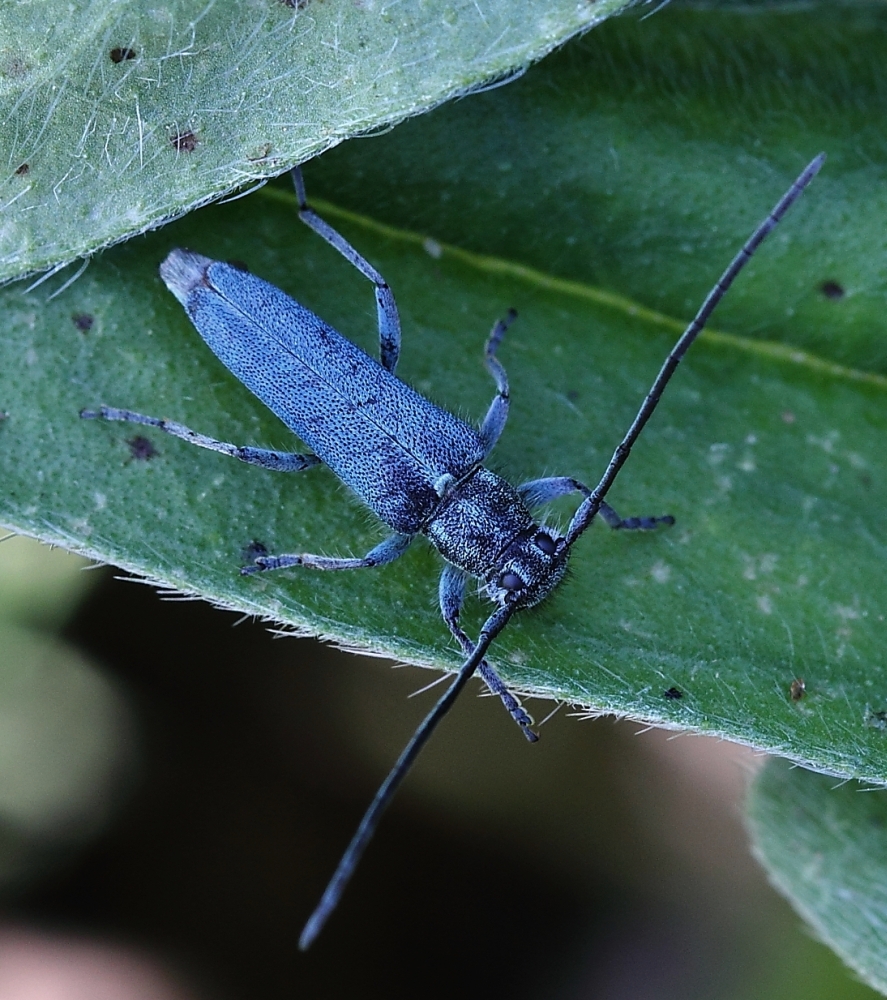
xmin=743 ymin=553 xmax=778 ymax=580
xmin=807 ymin=430 xmax=839 ymax=453
xmin=620 ymin=620 xmax=654 ymax=640
xmin=650 ymin=560 xmax=671 ymax=584
xmin=834 ymin=604 xmax=861 ymax=621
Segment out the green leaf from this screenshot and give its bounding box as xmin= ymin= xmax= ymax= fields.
xmin=748 ymin=759 xmax=887 ymax=997
xmin=2 ymin=163 xmax=887 ymax=784
xmin=305 ymin=3 xmax=887 ymax=374
xmin=0 ymin=0 xmax=629 ymax=283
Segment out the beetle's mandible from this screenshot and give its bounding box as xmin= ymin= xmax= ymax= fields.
xmin=82 ymin=154 xmax=824 ymax=947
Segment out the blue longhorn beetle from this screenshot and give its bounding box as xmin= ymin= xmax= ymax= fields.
xmin=83 ymin=154 xmax=823 ymax=947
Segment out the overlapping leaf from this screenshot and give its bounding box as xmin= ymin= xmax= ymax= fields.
xmin=0 ymin=0 xmax=628 ymax=282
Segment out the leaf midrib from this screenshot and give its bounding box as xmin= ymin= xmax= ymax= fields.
xmin=259 ymin=184 xmax=887 ymax=393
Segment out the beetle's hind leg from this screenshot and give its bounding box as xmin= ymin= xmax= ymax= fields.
xmin=80 ymin=406 xmax=320 ymax=473
xmin=242 ymin=532 xmax=413 ymax=575
xmin=292 ymin=166 xmax=401 ymax=375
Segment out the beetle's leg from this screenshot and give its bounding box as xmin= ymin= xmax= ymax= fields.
xmin=596 ymin=502 xmax=675 ymax=531
xmin=517 ymin=476 xmax=587 ymax=509
xmin=243 ymin=532 xmax=413 ymax=575
xmin=518 ymin=476 xmax=674 ymax=530
xmin=81 ymin=406 xmax=320 ymax=473
xmin=439 ymin=565 xmax=538 ymax=742
xmin=478 ymin=309 xmax=517 ymax=458
xmin=292 ymin=166 xmax=401 ymax=375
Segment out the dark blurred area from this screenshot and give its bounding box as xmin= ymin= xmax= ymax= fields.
xmin=0 ymin=539 xmax=876 ymax=999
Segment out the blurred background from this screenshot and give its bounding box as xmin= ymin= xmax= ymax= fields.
xmin=0 ymin=535 xmax=878 ymax=999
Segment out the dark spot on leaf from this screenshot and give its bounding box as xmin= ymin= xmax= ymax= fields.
xmin=72 ymin=313 xmax=94 ymax=332
xmin=247 ymin=142 xmax=273 ymax=161
xmin=242 ymin=540 xmax=269 ymax=563
xmin=170 ymin=130 xmax=199 ymax=153
xmin=279 ymin=0 xmax=311 ymax=7
xmin=789 ymin=678 xmax=806 ymax=701
xmin=865 ymin=706 xmax=887 ymax=731
xmin=109 ymin=47 xmax=137 ymax=63
xmin=227 ymin=259 xmax=250 ymax=273
xmin=127 ymin=436 xmax=157 ymax=461
xmin=663 ymin=687 xmax=683 ymax=700
xmin=14 ymin=163 xmax=29 ymax=176
xmin=820 ymin=280 xmax=845 ymax=300
xmin=3 ymin=56 xmax=29 ymax=78
xmin=566 ymin=389 xmax=579 ymax=402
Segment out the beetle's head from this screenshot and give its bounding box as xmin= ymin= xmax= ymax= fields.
xmin=484 ymin=526 xmax=570 ymax=609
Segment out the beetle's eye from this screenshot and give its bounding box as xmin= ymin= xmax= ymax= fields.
xmin=499 ymin=571 xmax=523 ymax=591
xmin=534 ymin=532 xmax=556 ymax=555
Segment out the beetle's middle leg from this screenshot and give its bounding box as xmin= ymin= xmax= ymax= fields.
xmin=242 ymin=532 xmax=413 ymax=575
xmin=479 ymin=309 xmax=517 ymax=458
xmin=291 ymin=166 xmax=401 ymax=375
xmin=439 ymin=565 xmax=538 ymax=742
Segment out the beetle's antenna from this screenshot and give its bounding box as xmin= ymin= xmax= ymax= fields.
xmin=565 ymin=153 xmax=825 ymax=546
xmin=299 ymin=601 xmax=516 ymax=950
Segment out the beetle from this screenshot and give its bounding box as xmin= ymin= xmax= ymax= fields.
xmin=83 ymin=153 xmax=823 ymax=946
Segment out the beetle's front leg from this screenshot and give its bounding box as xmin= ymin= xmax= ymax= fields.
xmin=518 ymin=476 xmax=674 ymax=531
xmin=439 ymin=565 xmax=538 ymax=743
